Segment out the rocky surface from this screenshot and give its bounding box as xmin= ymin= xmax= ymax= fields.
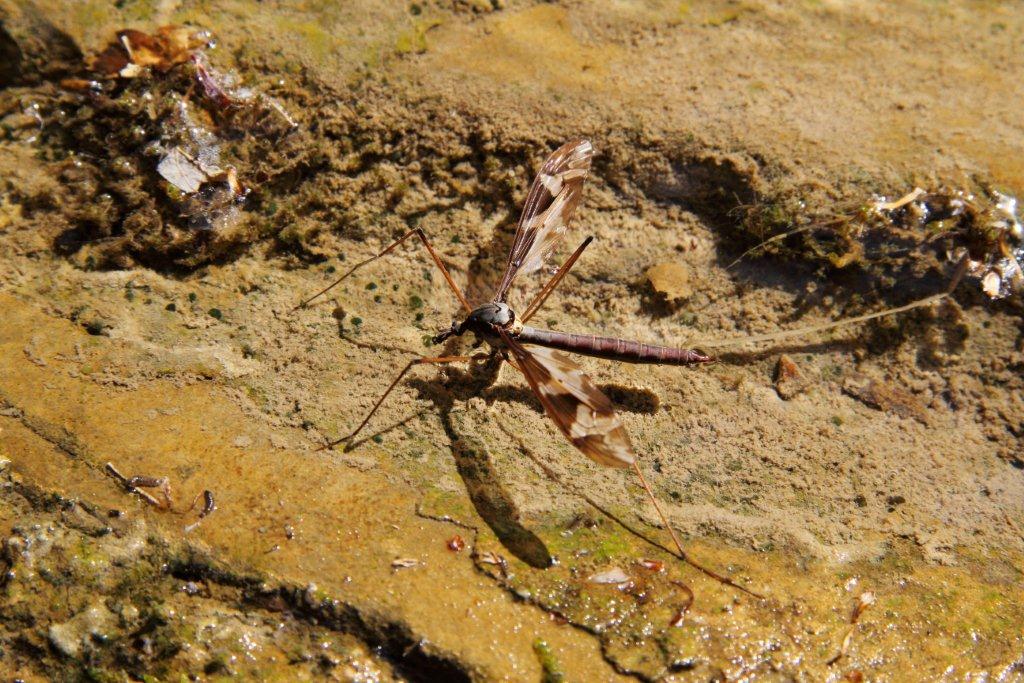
xmin=1 ymin=0 xmax=1023 ymax=680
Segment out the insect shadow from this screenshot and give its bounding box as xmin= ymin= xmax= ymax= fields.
xmin=427 ymin=356 xmax=659 ymax=568
xmin=341 ymin=336 xmax=659 ymax=568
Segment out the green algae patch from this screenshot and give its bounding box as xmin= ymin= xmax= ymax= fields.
xmin=533 ymin=638 xmax=566 ymax=683
xmin=394 ymin=18 xmax=443 ymax=56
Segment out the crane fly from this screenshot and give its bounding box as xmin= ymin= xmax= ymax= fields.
xmin=297 ymin=139 xmax=759 ymax=596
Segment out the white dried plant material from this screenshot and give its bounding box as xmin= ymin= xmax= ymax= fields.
xmin=993 ymin=191 xmax=1023 ymax=240
xmin=979 ymin=192 xmax=1024 ymax=299
xmin=982 ymin=271 xmax=1002 ymax=298
xmin=953 ymin=190 xmax=1024 ymax=300
xmin=157 ymin=147 xmax=207 ymax=193
xmin=477 ymin=551 xmax=505 ymax=566
xmin=870 ymin=187 xmax=925 ymax=214
xmin=169 ymin=101 xmax=223 ymax=173
xmin=390 ymin=557 xmax=419 ymax=569
xmin=587 ymin=566 xmax=631 ymax=584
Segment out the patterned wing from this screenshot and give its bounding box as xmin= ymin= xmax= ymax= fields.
xmin=493 ymin=138 xmax=594 ymax=303
xmin=499 ymin=330 xmax=635 ymax=468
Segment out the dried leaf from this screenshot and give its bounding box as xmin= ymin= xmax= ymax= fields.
xmin=587 ymin=567 xmax=631 ymax=584
xmin=157 ymin=147 xmax=208 ymax=193
xmin=390 ymin=557 xmax=419 ymax=569
xmin=842 ymin=376 xmax=929 ymax=425
xmin=851 ymin=591 xmax=875 ymax=624
xmin=638 ymin=558 xmax=664 ymax=572
xmin=774 ymin=354 xmax=808 ymax=400
xmin=90 ymin=25 xmax=208 ymax=77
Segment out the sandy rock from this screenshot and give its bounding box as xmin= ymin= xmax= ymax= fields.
xmin=843 ymin=375 xmax=930 ymax=425
xmin=48 ymin=603 xmax=116 ymax=658
xmin=645 ymin=262 xmax=692 ymax=305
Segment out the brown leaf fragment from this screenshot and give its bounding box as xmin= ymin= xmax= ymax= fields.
xmin=842 ymin=376 xmax=929 ymax=424
xmin=89 ymin=25 xmax=208 ymax=78
xmin=89 ymin=40 xmax=131 ymax=77
xmin=850 ymin=591 xmax=875 ymax=624
xmin=637 ymin=558 xmax=664 ymax=572
xmin=827 ymin=591 xmax=875 ymax=666
xmin=59 ymin=78 xmax=102 ymax=93
xmin=773 ymin=354 xmax=807 ymax=400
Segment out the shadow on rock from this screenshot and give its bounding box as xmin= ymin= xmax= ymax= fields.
xmin=400 ymin=352 xmax=661 ymax=568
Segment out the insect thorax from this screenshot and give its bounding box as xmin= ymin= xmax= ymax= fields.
xmin=467 ymin=302 xmax=514 ymax=327
xmin=432 ymin=302 xmax=520 ymax=346
xmin=462 ymin=302 xmax=517 ymax=340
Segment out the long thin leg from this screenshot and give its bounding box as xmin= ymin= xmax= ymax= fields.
xmin=631 ymin=461 xmax=764 ymax=599
xmin=321 ymin=355 xmax=475 ymax=450
xmin=521 ymin=236 xmax=593 ymax=324
xmin=698 ymin=253 xmax=971 ymax=351
xmin=295 ymin=228 xmax=473 ymax=313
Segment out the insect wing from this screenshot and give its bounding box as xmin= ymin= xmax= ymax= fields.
xmin=493 ymin=139 xmax=594 ymax=303
xmin=500 ymin=331 xmax=635 ymax=468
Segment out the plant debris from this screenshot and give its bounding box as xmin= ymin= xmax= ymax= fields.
xmin=827 ymin=591 xmax=876 ymax=666
xmin=872 ymin=187 xmax=1024 ymax=299
xmin=586 ymin=566 xmax=631 ymax=585
xmin=773 ymin=354 xmax=807 ymax=400
xmin=842 ymin=376 xmax=929 ymax=425
xmin=735 ymin=183 xmax=1024 ymax=301
xmin=3 ymin=24 xmax=302 ymax=269
xmin=105 ymin=462 xmax=215 ymax=532
xmin=637 ymin=558 xmax=665 ymax=572
xmin=391 ymin=557 xmax=419 ymax=570
xmin=476 ymin=551 xmax=509 ymax=577
xmin=668 ymin=580 xmax=695 ymax=627
xmin=89 ymin=26 xmax=209 ymax=78
xmin=183 ymin=490 xmax=217 ymax=534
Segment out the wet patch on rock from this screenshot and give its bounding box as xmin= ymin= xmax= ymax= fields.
xmin=439 ymin=500 xmax=1024 ymax=681
xmin=0 ymin=465 xmax=409 ymax=681
xmin=1 ymin=23 xmax=305 ymax=270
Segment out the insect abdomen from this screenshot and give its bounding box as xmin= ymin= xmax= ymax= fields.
xmin=516 ymin=327 xmax=711 ymax=365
